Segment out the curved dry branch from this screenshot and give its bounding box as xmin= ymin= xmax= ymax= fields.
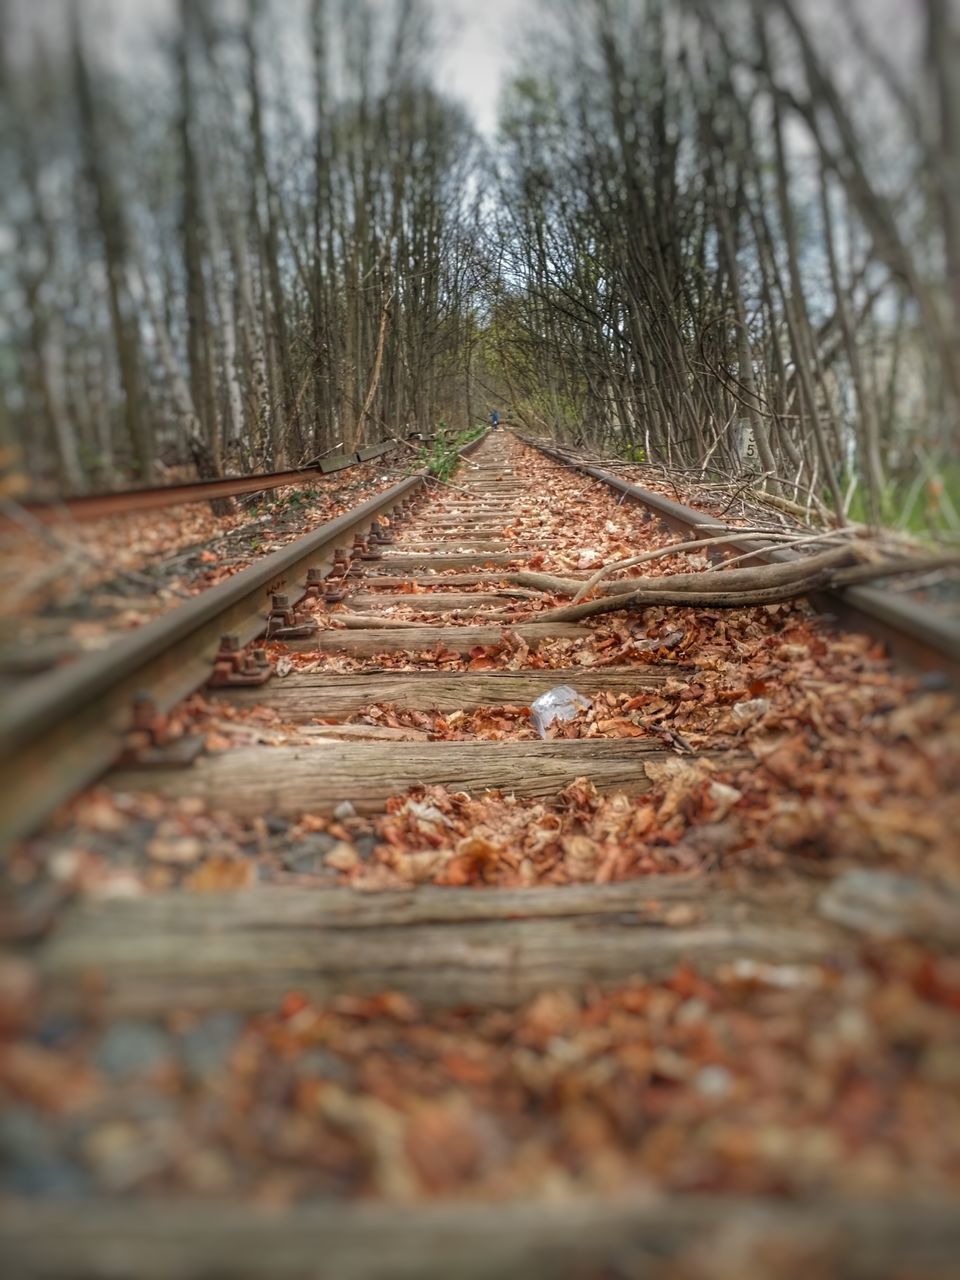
xmin=522 ymin=548 xmax=959 ymax=624
xmin=570 ymin=529 xmax=842 ymax=604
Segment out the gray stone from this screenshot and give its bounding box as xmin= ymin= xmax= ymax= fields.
xmin=281 ymin=833 xmax=338 ymax=874
xmin=353 ymin=833 xmax=379 ymax=862
xmin=94 ymin=1021 xmax=172 ymax=1077
xmin=0 ymin=1108 xmax=90 ymax=1197
xmin=0 ymin=1106 xmax=55 ymax=1163
xmin=4 ymin=1160 xmax=90 ymax=1198
xmin=180 ymin=1011 xmax=244 ymax=1080
xmin=36 ymin=1015 xmax=83 ymax=1049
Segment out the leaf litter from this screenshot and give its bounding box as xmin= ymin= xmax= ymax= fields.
xmin=3 ymin=433 xmax=959 ymax=1227
xmin=2 ymin=951 xmax=959 ymax=1203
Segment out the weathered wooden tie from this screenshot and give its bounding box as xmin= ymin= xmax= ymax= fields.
xmin=4 ymin=1198 xmax=959 ymax=1280
xmin=217 ymin=667 xmax=673 ymax=717
xmin=372 ymin=553 xmax=523 ymax=570
xmin=109 ymin=739 xmax=709 ymax=815
xmin=288 ymin=622 xmax=588 ymax=654
xmin=344 ymin=591 xmax=529 ymax=612
xmin=36 ymin=879 xmax=856 ymax=1015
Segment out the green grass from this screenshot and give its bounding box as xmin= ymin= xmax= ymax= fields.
xmin=843 ymin=462 xmax=960 ymax=537
xmin=410 ymin=424 xmax=486 ymax=482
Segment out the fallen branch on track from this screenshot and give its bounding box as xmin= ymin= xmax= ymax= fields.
xmin=829 ymin=554 xmax=960 ymax=588
xmin=569 ymin=528 xmax=854 ymax=603
xmin=510 ymin=569 xmax=594 ymax=595
xmin=698 ymin=528 xmax=864 ymax=576
xmin=514 ymin=546 xmax=857 ymax=603
xmin=503 ymin=548 xmax=960 ymax=624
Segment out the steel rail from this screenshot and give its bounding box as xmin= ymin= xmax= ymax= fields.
xmin=5 ymin=443 xmax=398 ymax=526
xmin=0 ymin=435 xmax=486 ymax=847
xmin=523 ymin=436 xmax=960 ymax=685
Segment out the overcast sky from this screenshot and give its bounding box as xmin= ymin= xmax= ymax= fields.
xmin=4 ymin=0 xmax=532 ymax=138
xmin=432 ymin=0 xmax=532 ymax=135
xmin=7 ymin=0 xmax=920 ymax=141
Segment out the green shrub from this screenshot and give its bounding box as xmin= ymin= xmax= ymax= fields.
xmin=409 ymin=423 xmax=486 ymax=482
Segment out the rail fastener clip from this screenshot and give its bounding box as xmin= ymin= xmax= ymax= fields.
xmin=266 ymin=593 xmax=318 ymax=641
xmin=207 ymin=634 xmax=274 ymax=690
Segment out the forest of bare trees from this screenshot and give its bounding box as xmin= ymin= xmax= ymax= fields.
xmin=491 ymin=0 xmax=960 ymax=530
xmin=1 ymin=0 xmax=958 ymax=532
xmin=1 ymin=0 xmax=486 ymax=491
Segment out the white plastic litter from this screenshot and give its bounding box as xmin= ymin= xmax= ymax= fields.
xmin=529 ymin=685 xmax=592 ymax=738
xmin=731 ymin=697 xmax=770 ymax=725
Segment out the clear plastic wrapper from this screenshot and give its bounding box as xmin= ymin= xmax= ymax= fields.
xmin=529 ymin=685 xmax=592 ymax=738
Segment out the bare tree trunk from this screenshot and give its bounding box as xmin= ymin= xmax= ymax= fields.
xmin=759 ymin=5 xmax=846 ymax=520
xmin=928 ymin=0 xmax=960 ymax=368
xmin=72 ymin=10 xmax=150 ymax=479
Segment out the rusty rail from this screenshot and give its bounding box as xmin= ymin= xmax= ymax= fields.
xmin=523 ymin=436 xmax=960 ymax=686
xmin=5 ymin=443 xmax=398 ymax=526
xmin=0 ymin=435 xmax=486 ymax=847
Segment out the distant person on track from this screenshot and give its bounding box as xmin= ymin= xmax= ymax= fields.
xmin=489 ymin=410 xmax=500 ymax=428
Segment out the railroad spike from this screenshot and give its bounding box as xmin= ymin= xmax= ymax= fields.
xmin=329 ymin=548 xmax=350 ymax=577
xmin=360 ymin=525 xmax=384 ymax=560
xmin=208 ymin=634 xmax=274 ymax=688
xmin=303 ymin=567 xmax=326 ymax=600
xmin=267 ymin=592 xmax=319 ymax=640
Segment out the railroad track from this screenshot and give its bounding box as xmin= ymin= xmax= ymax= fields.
xmin=0 ymin=441 xmax=417 ymax=685
xmin=523 ymin=436 xmax=960 ymax=687
xmin=2 ymin=432 xmax=959 ymax=1278
xmin=4 ymin=442 xmax=399 ymax=526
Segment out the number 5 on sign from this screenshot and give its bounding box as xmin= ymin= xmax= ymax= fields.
xmin=738 ymin=420 xmax=758 ymax=466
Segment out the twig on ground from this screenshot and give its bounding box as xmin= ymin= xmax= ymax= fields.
xmin=518 ymin=547 xmax=960 ymax=624
xmin=698 ymin=527 xmax=862 ymax=574
xmin=570 ymin=529 xmax=846 ymax=604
